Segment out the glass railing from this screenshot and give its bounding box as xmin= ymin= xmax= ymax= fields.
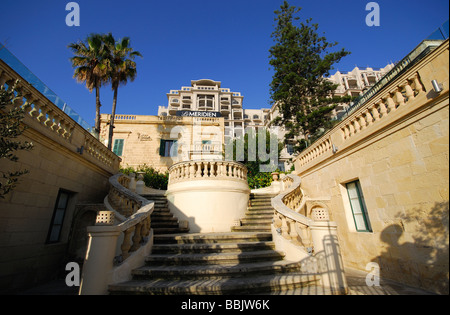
xmin=334 ymin=20 xmax=449 ymax=122
xmin=0 ymin=43 xmax=94 ymax=133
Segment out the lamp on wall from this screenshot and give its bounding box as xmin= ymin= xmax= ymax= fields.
xmin=431 ymin=80 xmax=443 ymax=93
xmin=332 ymin=144 xmax=339 ymax=154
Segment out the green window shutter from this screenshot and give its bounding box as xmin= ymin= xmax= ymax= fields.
xmin=113 ymin=139 xmax=124 ymax=156
xmin=159 ymin=139 xmax=166 ymax=156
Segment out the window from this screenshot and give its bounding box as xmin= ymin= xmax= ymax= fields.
xmin=198 ymin=95 xmax=214 ymax=109
xmin=346 ymin=180 xmax=371 ymax=232
xmin=47 ymin=190 xmax=72 ymax=243
xmin=159 ymin=139 xmax=178 ymax=157
xmin=113 ymin=139 xmax=124 ymax=156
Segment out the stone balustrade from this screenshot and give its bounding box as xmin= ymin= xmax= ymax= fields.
xmin=271 ymin=173 xmax=347 ymax=294
xmin=168 ymin=160 xmax=247 ymax=184
xmin=295 ymin=60 xmax=431 ymax=172
xmin=0 ymin=60 xmax=120 ymax=174
xmin=272 ymin=174 xmax=314 ymax=250
xmin=166 ymin=160 xmax=250 ymax=233
xmin=79 ymin=173 xmax=154 ymax=295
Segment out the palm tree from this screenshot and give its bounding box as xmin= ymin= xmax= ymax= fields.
xmin=102 ymin=33 xmax=142 ymax=150
xmin=68 ymin=34 xmax=108 ymax=138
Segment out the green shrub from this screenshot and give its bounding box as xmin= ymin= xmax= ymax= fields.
xmin=120 ymin=165 xmax=169 ymax=190
xmin=247 ymin=171 xmax=273 ymax=189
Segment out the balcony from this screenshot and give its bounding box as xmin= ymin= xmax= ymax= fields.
xmin=231 ymin=99 xmax=242 ymax=108
xmin=253 ymin=115 xmax=262 ymax=122
xmin=221 ymin=105 xmax=230 ymax=114
xmin=182 ymin=97 xmax=192 ymax=104
xmin=220 ymin=97 xmax=230 ymax=104
xmin=170 ymin=98 xmax=180 ymax=106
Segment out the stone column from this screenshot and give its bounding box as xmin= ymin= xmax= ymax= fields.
xmin=79 ymin=226 xmax=121 ymax=295
xmin=310 ymin=221 xmax=348 ymax=295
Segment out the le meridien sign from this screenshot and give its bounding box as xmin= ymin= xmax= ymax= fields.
xmin=176 ymin=110 xmax=222 ymax=118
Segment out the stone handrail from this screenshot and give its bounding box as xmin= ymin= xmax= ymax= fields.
xmin=79 ymin=173 xmax=154 ymax=295
xmin=272 ymin=174 xmax=347 ymax=294
xmin=272 ymin=174 xmax=314 ymax=250
xmin=296 ymin=69 xmax=426 ymax=169
xmin=168 ymin=160 xmax=247 ymax=184
xmin=106 ymin=173 xmax=154 ymax=261
xmin=0 ymin=60 xmax=120 ymax=174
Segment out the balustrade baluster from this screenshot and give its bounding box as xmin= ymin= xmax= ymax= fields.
xmin=395 ymin=88 xmax=405 ymax=107
xmin=404 ymin=82 xmax=415 ymax=101
xmin=121 ymin=226 xmax=135 ymax=260
xmin=130 ymin=222 xmax=143 ymax=252
xmin=386 ymin=95 xmax=396 ymax=112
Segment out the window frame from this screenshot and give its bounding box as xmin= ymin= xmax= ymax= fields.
xmin=346 ymin=180 xmax=372 ymax=232
xmin=46 ymin=189 xmax=72 ymax=244
xmin=159 ymin=139 xmax=178 ymax=157
xmin=112 ymin=139 xmax=125 ymax=156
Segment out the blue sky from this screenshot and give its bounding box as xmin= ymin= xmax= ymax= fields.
xmin=0 ymin=0 xmax=448 ymax=128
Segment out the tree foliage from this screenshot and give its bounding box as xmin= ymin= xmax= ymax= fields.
xmin=68 ymin=34 xmax=110 ymax=137
xmin=101 ymin=34 xmax=142 ymax=150
xmin=269 ymin=1 xmax=351 ymax=152
xmin=68 ymin=33 xmax=142 ymax=149
xmin=0 ymin=80 xmax=34 ymax=198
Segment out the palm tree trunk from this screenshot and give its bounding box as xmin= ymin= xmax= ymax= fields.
xmin=95 ymin=86 xmax=101 ymax=139
xmin=107 ymin=87 xmax=118 ymax=150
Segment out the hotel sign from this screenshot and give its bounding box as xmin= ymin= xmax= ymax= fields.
xmin=176 ymin=110 xmax=222 ymax=118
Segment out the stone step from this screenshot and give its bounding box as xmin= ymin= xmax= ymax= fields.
xmin=240 ymin=218 xmax=272 ymax=226
xmin=109 ymin=273 xmax=320 ymax=295
xmin=153 ymin=227 xmax=190 ymax=235
xmin=250 ymin=194 xmax=277 ymax=199
xmin=245 ymin=210 xmax=274 ymax=216
xmin=153 ymin=232 xmax=273 ymax=245
xmin=131 ymin=260 xmax=302 ymax=280
xmin=151 ymin=221 xmax=180 ymax=228
xmin=151 ymin=241 xmax=276 ymax=254
xmin=231 ymin=226 xmax=271 ymax=233
xmin=151 ymin=216 xmax=178 ymax=222
xmin=145 ymin=250 xmax=285 ymax=266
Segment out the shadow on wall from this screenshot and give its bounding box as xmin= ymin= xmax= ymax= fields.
xmin=373 ymin=201 xmax=449 ymax=295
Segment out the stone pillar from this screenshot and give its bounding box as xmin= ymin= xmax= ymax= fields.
xmin=135 ymin=172 xmax=145 ymax=195
xmin=310 ymin=221 xmax=348 ymax=295
xmin=79 ymin=226 xmax=121 ymax=295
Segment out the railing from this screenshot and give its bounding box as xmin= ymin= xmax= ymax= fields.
xmin=0 ymin=60 xmax=120 ymax=174
xmin=0 ymin=43 xmax=93 ymax=131
xmin=271 ymin=173 xmax=347 ymax=294
xmin=79 ymin=173 xmax=154 ymax=295
xmin=335 ymin=39 xmax=443 ymax=121
xmin=168 ymin=160 xmax=247 ymax=184
xmin=296 ymin=67 xmax=427 ymax=170
xmin=272 ymin=174 xmax=314 ymax=251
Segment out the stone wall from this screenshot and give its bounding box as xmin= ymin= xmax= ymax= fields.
xmin=294 ymin=40 xmax=449 ymax=294
xmin=0 ymin=60 xmax=120 ymax=293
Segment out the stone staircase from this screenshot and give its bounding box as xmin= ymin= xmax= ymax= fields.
xmin=232 ymin=193 xmax=275 ymax=233
xmin=143 ymin=194 xmax=189 ymax=234
xmin=108 ymin=193 xmax=321 ymax=295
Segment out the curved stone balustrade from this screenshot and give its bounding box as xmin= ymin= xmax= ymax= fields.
xmin=166 ymin=160 xmax=250 ymax=233
xmin=271 ymin=173 xmax=347 ymax=294
xmin=79 ymin=173 xmax=154 ymax=295
xmin=168 ymin=160 xmax=247 ymax=184
xmin=272 ymin=174 xmax=314 ymax=250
